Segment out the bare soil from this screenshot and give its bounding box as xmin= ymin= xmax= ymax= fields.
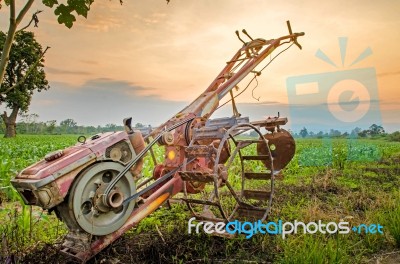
xmin=17 ymin=230 xmax=274 ymax=264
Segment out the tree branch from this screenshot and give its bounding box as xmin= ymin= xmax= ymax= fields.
xmin=16 ymin=0 xmax=35 ymax=25
xmin=2 ymin=111 xmax=8 ymax=120
xmin=0 ymin=46 xmax=50 ymax=95
xmin=17 ymin=10 xmax=43 ymax=33
xmin=10 ymin=0 xmax=16 ymax=21
xmin=0 ymin=0 xmax=17 ymax=89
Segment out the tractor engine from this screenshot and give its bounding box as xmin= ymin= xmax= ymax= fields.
xmin=11 ymin=131 xmax=145 ymax=236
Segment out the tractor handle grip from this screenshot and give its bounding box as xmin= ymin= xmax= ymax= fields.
xmin=286 ymin=21 xmax=304 ymax=36
xmin=286 ymin=20 xmax=304 ymax=49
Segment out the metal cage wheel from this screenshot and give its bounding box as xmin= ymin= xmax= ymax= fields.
xmin=213 ymin=123 xmax=275 ymax=221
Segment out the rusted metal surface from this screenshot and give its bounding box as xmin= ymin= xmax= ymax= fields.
xmin=243 ymin=172 xmax=272 ymax=180
xmin=179 ymin=171 xmax=215 ymax=183
xmin=251 ymin=116 xmax=288 ymax=130
xmin=205 ymin=116 xmax=249 ymax=129
xmin=62 ymin=175 xmax=182 ymax=261
xmin=11 ymin=132 xmax=130 ymax=209
xmin=181 ymin=122 xmax=276 ymax=225
xmin=242 ymin=190 xmax=271 ymax=200
xmin=257 ymin=129 xmax=296 ymax=171
xmin=127 ymin=131 xmax=146 ymax=178
xmin=15 ymin=132 xmax=128 ymax=180
xmin=33 ymin=181 xmax=63 ymax=209
xmin=192 ymin=126 xmax=226 ymax=141
xmin=17 ymin=147 xmax=92 ymax=179
xmin=12 ymin=21 xmax=304 ymax=262
xmin=236 ymin=206 xmax=267 ymax=219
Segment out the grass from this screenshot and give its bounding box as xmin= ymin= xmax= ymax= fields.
xmin=276 ymin=234 xmax=352 ymax=264
xmin=0 ymin=135 xmax=399 ymax=263
xmin=0 ymin=135 xmax=76 ymax=260
xmin=385 ymin=206 xmax=400 ymax=247
xmin=129 ymin=137 xmax=400 ymax=263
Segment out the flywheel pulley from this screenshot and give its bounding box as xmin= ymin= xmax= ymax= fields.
xmin=58 ymin=162 xmax=136 ymax=236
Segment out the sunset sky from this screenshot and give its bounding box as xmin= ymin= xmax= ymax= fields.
xmin=1 ymin=0 xmax=399 ymax=132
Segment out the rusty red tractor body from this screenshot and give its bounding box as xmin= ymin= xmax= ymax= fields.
xmin=11 ymin=21 xmax=304 ymax=262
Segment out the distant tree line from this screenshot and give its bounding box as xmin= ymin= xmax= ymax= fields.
xmin=295 ymin=124 xmax=386 ymax=139
xmin=387 ymin=131 xmax=400 ymax=142
xmin=292 ymin=124 xmax=400 ymax=142
xmin=0 ymin=113 xmax=150 ymax=136
xmin=2 ymin=115 xmax=399 ymax=142
xmin=249 ymin=123 xmax=399 ymax=142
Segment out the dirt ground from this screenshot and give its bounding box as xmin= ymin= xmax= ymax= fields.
xmin=9 ymin=232 xmax=400 ymax=264
xmin=16 ymin=231 xmax=272 ymax=264
xmin=366 ymin=251 xmax=400 ymax=264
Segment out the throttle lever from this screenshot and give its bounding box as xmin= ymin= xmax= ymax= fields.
xmin=242 ymin=29 xmax=254 ymax=41
xmin=286 ymin=20 xmax=293 ymax=35
xmin=235 ymin=30 xmax=246 ymax=44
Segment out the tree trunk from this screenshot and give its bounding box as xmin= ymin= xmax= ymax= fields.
xmin=2 ymin=107 xmax=19 ymax=138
